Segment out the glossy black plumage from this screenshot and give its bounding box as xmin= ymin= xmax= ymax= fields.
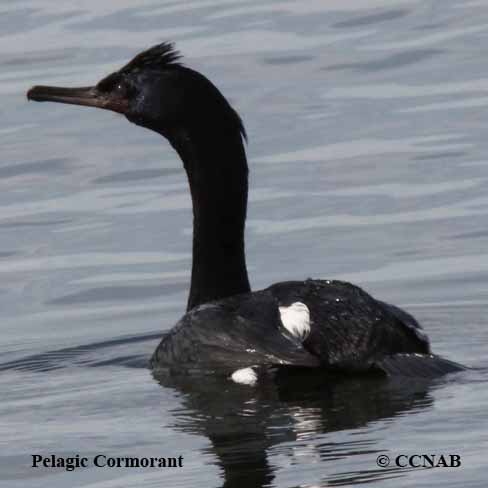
xmin=150 ymin=279 xmax=441 ymax=375
xmin=27 ymin=42 xmax=465 ymax=379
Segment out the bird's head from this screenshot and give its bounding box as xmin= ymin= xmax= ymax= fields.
xmin=27 ymin=42 xmax=245 ymax=142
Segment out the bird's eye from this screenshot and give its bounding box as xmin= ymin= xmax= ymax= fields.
xmin=113 ymin=82 xmax=134 ymax=98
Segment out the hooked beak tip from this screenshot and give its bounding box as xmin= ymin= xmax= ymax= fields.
xmin=26 ymin=86 xmax=38 ymax=101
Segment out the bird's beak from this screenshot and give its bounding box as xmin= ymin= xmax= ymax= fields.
xmin=26 ymin=85 xmax=128 ymax=114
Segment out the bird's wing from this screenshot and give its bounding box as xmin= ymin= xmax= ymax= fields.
xmin=151 ymin=297 xmax=320 ymax=370
xmin=268 ymin=279 xmax=431 ymax=371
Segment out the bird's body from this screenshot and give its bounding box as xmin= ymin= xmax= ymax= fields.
xmin=27 ymin=42 xmax=464 ymax=382
xmin=151 ymin=279 xmax=430 ymax=372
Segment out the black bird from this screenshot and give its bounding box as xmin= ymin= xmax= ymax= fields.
xmin=27 ymin=42 xmax=463 ymax=383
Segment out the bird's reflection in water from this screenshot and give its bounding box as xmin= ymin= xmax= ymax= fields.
xmin=153 ymin=368 xmax=437 ymax=488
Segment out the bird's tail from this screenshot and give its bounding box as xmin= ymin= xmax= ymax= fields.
xmin=373 ymin=353 xmax=466 ymax=378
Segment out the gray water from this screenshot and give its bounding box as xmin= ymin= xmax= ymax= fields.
xmin=1 ymin=0 xmax=488 ymax=486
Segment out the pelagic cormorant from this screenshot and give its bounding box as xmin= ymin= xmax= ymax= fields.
xmin=27 ymin=43 xmax=464 ymax=383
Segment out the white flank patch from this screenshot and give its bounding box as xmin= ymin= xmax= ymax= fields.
xmin=230 ymin=367 xmax=258 ymax=386
xmin=279 ymin=302 xmax=311 ymax=341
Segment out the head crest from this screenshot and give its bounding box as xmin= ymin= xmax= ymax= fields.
xmin=121 ymin=42 xmax=182 ymax=73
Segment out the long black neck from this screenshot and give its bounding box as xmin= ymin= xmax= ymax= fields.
xmin=169 ymin=125 xmax=251 ymax=311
